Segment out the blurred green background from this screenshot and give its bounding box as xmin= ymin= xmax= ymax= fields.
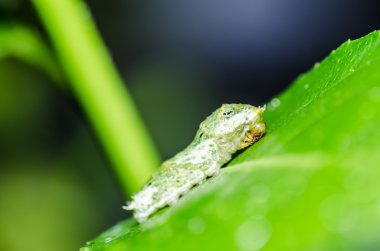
xmin=0 ymin=0 xmax=380 ymax=250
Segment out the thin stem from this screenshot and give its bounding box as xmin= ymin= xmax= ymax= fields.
xmin=31 ymin=0 xmax=160 ymax=195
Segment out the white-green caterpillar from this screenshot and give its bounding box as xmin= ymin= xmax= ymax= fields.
xmin=124 ymin=104 xmax=266 ymax=222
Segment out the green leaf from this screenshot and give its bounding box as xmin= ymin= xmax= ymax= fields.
xmin=0 ymin=22 xmax=62 ymax=84
xmin=82 ymin=31 xmax=380 ymax=251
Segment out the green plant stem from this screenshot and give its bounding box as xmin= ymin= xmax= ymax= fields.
xmin=31 ymin=0 xmax=160 ymax=195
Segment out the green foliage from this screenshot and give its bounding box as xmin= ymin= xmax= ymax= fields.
xmin=32 ymin=0 xmax=160 ymax=194
xmin=82 ymin=31 xmax=380 ymax=251
xmin=0 ymin=22 xmax=62 ymax=155
xmin=0 ymin=22 xmax=62 ymax=83
xmin=0 ymin=22 xmax=110 ymax=250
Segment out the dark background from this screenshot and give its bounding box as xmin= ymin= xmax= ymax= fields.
xmin=89 ymin=0 xmax=380 ymax=157
xmin=0 ymin=0 xmax=379 ymax=250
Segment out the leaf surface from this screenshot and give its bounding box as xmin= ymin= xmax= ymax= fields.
xmin=83 ymin=31 xmax=380 ymax=251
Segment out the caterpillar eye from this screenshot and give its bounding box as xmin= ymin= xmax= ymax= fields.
xmin=223 ymin=110 xmax=234 ymax=116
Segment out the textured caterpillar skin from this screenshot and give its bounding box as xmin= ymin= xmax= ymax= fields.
xmin=124 ymin=104 xmax=266 ymax=222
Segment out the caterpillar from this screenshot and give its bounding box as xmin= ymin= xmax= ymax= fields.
xmin=124 ymin=104 xmax=266 ymax=223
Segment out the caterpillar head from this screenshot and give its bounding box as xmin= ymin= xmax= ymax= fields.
xmin=195 ymin=104 xmax=266 ymax=150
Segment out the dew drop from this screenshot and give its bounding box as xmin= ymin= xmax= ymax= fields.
xmin=188 ymin=217 xmax=206 ymax=235
xmin=319 ymin=194 xmax=355 ymax=233
xmin=268 ymin=98 xmax=280 ymax=110
xmin=105 ymin=237 xmax=113 ymax=243
xmin=369 ymin=87 xmax=380 ymax=102
xmin=358 ymin=102 xmax=376 ymax=121
xmin=235 ymin=218 xmax=271 ymax=251
xmin=249 ymin=183 xmax=270 ymax=204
